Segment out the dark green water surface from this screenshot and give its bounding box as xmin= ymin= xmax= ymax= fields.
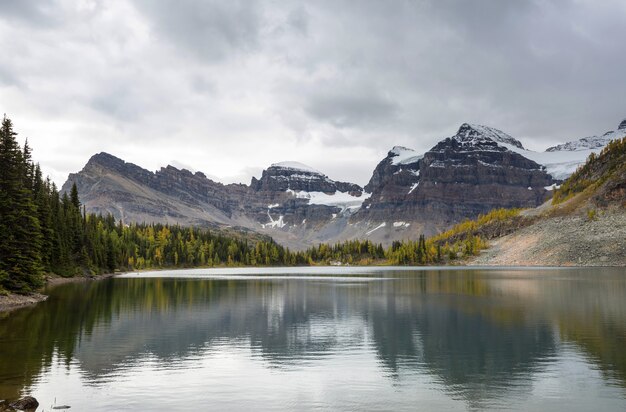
xmin=1 ymin=267 xmax=625 ymax=411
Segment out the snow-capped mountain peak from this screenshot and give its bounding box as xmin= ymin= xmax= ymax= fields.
xmin=618 ymin=118 xmax=626 ymax=131
xmin=454 ymin=123 xmax=525 ymax=149
xmin=545 ymin=135 xmax=614 ymax=152
xmin=389 ymin=146 xmax=423 ymax=165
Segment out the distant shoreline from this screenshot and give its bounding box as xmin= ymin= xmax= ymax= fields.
xmin=2 ymin=263 xmax=623 ymax=313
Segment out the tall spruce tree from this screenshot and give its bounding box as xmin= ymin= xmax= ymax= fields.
xmin=0 ymin=116 xmax=43 ymax=292
xmin=34 ymin=166 xmax=55 ymax=272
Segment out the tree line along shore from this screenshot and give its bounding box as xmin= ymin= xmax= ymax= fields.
xmin=1 ymin=115 xmax=504 ymax=299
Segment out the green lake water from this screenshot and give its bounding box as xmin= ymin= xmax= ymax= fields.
xmin=1 ymin=266 xmax=625 ymax=411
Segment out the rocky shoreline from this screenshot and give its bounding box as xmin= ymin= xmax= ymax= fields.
xmin=469 ymin=208 xmax=626 ymax=266
xmin=0 ymin=273 xmax=115 ymax=313
xmin=0 ymin=293 xmax=48 ymax=313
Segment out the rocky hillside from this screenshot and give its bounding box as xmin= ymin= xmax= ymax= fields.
xmin=552 ymin=136 xmax=626 ymax=207
xmin=469 ymin=136 xmax=626 ymax=266
xmin=63 ymin=154 xmax=371 ymax=249
xmin=470 ymin=209 xmax=626 ymax=266
xmin=63 ymin=120 xmax=621 ymax=249
xmin=64 ymin=152 xmax=245 ymax=226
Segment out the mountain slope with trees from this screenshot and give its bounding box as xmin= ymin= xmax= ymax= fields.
xmin=470 ymin=136 xmax=626 ymax=266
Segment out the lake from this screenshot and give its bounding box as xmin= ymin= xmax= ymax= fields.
xmin=1 ymin=267 xmax=625 ymax=411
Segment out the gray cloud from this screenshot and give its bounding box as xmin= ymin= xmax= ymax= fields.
xmin=1 ymin=0 xmax=625 ymax=187
xmin=0 ymin=0 xmax=60 ymax=26
xmin=305 ymin=88 xmax=398 ymax=129
xmin=131 ymin=0 xmax=262 ymax=62
xmin=286 ymin=6 xmax=309 ymax=35
xmin=0 ymin=65 xmax=22 ymax=87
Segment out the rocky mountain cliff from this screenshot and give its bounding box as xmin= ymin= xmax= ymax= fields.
xmin=355 ymin=124 xmax=554 ymax=236
xmin=251 ymin=162 xmax=362 ymax=194
xmin=63 ymin=120 xmax=620 ymax=249
xmin=241 ymin=162 xmax=368 ymax=244
xmin=64 ymin=152 xmax=246 ymax=226
xmin=63 ymin=154 xmax=370 ymax=249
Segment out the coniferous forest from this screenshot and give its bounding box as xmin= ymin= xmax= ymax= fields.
xmin=0 ymin=116 xmax=295 ymax=294
xmin=0 ymin=116 xmax=489 ymax=294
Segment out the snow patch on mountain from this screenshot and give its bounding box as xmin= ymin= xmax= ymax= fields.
xmin=271 ymin=161 xmax=323 ymax=175
xmin=546 ymin=128 xmax=626 ymax=152
xmin=497 ymin=120 xmax=625 ymax=180
xmin=389 ymin=146 xmax=423 ymax=165
xmin=494 ymin=142 xmax=591 ymax=180
xmin=455 ymin=123 xmax=525 ymax=149
xmin=451 ymin=121 xmax=623 ymax=180
xmin=261 ymin=210 xmax=286 ymax=229
xmin=366 ymin=222 xmax=386 ymax=235
xmin=271 ymin=173 xmax=332 ymax=182
xmin=286 ymin=189 xmax=371 ymax=211
xmin=407 ymin=182 xmax=419 ymax=194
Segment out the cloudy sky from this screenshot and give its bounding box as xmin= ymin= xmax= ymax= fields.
xmin=1 ymin=0 xmax=626 ymax=187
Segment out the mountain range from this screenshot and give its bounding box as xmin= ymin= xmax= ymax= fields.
xmin=63 ymin=119 xmax=626 ymax=249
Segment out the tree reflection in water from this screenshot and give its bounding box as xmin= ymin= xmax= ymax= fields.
xmin=0 ymin=268 xmax=624 ymax=409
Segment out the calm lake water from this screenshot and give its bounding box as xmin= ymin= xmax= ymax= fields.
xmin=1 ymin=267 xmax=625 ymax=411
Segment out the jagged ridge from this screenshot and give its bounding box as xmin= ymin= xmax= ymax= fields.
xmin=63 ymin=119 xmax=621 ymax=248
xmin=546 ymin=119 xmax=626 ymax=152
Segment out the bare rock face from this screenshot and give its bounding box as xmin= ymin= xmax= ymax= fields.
xmin=251 ymin=162 xmax=360 ymax=194
xmin=358 ymin=146 xmax=423 ymax=226
xmin=364 ymin=146 xmax=421 ymax=194
xmin=151 ymin=165 xmax=246 ymax=214
xmin=61 ymin=153 xmax=243 ymax=226
xmin=62 ymin=155 xmax=367 ymax=246
xmin=357 ymin=124 xmax=555 ymax=231
xmin=413 ymin=124 xmax=554 ymax=220
xmin=245 ymin=162 xmax=365 ymax=230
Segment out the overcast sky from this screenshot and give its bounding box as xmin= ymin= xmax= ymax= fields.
xmin=1 ymin=0 xmax=626 ymax=187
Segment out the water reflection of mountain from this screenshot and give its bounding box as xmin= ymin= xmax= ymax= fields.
xmin=73 ymin=279 xmax=369 ymax=373
xmin=366 ymin=275 xmax=557 ymax=406
xmin=0 ymin=268 xmax=624 ymax=405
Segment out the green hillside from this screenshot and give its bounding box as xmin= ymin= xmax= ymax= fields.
xmin=553 ymin=137 xmax=626 ymax=207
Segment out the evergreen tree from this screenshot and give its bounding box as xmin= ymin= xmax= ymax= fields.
xmin=70 ymin=183 xmax=80 ymax=209
xmin=34 ymin=167 xmax=54 ymax=271
xmin=0 ymin=116 xmax=43 ymax=292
